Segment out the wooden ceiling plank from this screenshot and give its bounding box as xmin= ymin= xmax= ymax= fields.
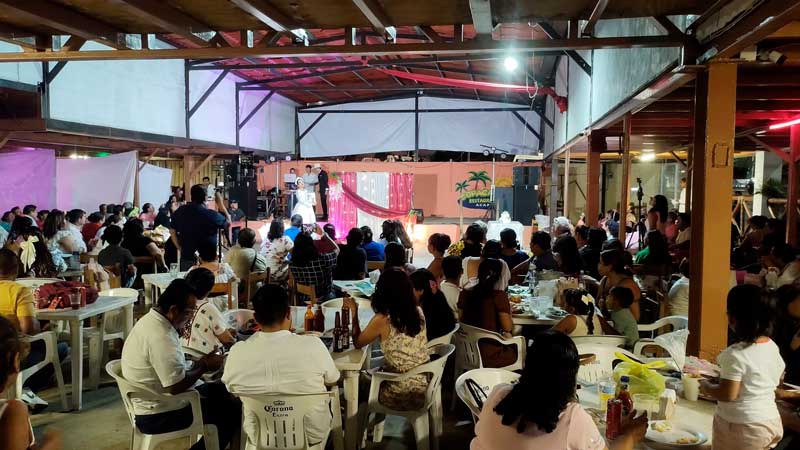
xmin=351 ymin=0 xmax=393 ymax=40
xmin=581 ymin=0 xmax=610 ymax=37
xmin=0 ymin=36 xmax=687 ymax=62
xmin=0 ymin=0 xmax=127 ymax=50
xmin=469 ymin=0 xmax=494 ymax=36
xmin=228 ymin=0 xmax=305 ymax=41
xmin=117 ymin=0 xmax=210 ymax=48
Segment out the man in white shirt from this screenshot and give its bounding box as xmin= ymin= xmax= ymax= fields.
xmin=121 ymin=279 xmax=239 ymax=450
xmin=223 ymin=284 xmax=339 ymax=446
xmin=203 ymin=176 xmax=216 ymax=200
xmin=65 ymin=209 xmax=88 ymax=253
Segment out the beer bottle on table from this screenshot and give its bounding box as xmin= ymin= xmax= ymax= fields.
xmin=333 ymin=312 xmax=342 ymax=352
xmin=313 ymin=303 xmax=325 ymax=332
xmin=351 ymin=303 xmax=361 ymax=343
xmin=341 ymin=307 xmax=351 ymax=350
xmin=303 ymin=304 xmax=314 ymax=332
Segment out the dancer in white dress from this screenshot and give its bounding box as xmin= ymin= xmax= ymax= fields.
xmin=292 ymin=178 xmax=317 ymax=224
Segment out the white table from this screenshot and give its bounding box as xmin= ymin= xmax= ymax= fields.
xmin=290 ymin=306 xmax=372 ymax=450
xmin=142 ymin=272 xmax=187 ymax=306
xmin=37 ymin=296 xmax=136 ymax=411
xmin=332 ymin=279 xmax=374 ymax=298
xmin=143 ymin=272 xmax=239 ymax=308
xmin=579 ymin=387 xmax=715 ymax=449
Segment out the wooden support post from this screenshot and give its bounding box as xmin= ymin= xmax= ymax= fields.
xmin=189 ymin=154 xmax=215 ymax=182
xmin=586 ymin=133 xmax=604 ymax=226
xmin=138 ymin=148 xmax=162 ymax=172
xmin=133 ymin=150 xmax=140 ymax=207
xmin=688 ymin=63 xmax=737 ymax=360
xmin=788 ymin=125 xmax=800 ymax=245
xmin=549 ymin=158 xmax=560 ymax=219
xmin=618 ymin=113 xmax=632 ymax=243
xmin=563 ymin=149 xmax=571 ymax=220
xmin=183 ymin=154 xmax=193 ymax=196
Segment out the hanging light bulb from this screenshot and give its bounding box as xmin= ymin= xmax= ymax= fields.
xmin=503 ymin=56 xmax=519 ymax=72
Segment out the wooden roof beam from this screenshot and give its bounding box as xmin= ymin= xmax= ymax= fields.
xmin=0 ymin=36 xmax=686 ymax=62
xmin=581 ymin=0 xmax=610 ymax=37
xmin=351 ymin=0 xmax=395 ymax=42
xmin=117 ymin=0 xmax=211 ymax=48
xmin=469 ymin=0 xmax=494 ymax=37
xmin=0 ymin=0 xmax=127 ymax=50
xmin=227 ymin=0 xmax=306 ymax=43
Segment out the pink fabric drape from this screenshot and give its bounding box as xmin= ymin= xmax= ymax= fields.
xmin=328 ymin=172 xmax=414 ymax=233
xmin=377 ymin=68 xmax=568 ymax=112
xmin=328 ymin=172 xmax=358 ymax=232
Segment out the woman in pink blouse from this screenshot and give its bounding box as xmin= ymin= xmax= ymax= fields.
xmin=471 ymin=331 xmax=647 ymax=450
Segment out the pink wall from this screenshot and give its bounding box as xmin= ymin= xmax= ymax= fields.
xmin=257 ymin=160 xmax=540 ymax=218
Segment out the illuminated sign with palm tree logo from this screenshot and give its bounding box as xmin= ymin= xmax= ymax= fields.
xmin=456 ymin=170 xmax=493 ymax=210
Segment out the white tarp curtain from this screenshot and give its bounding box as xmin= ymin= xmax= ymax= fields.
xmin=139 ymin=163 xmax=173 ymax=210
xmin=355 ymin=172 xmax=390 ymax=236
xmin=56 ymin=152 xmax=136 ymax=212
xmin=298 ymin=97 xmax=541 ymax=157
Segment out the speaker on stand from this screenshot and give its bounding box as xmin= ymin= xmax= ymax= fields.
xmin=512 ymin=166 xmax=541 ymax=224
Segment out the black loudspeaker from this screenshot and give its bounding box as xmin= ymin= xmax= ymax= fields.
xmin=513 ymin=185 xmax=539 ymax=225
xmin=228 ymin=180 xmax=258 ymax=220
xmin=513 ymin=166 xmax=541 ymax=187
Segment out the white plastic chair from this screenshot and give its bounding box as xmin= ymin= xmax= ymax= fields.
xmin=360 ymin=344 xmax=455 ymax=450
xmin=450 ymin=323 xmax=525 ymax=410
xmin=426 ymin=323 xmax=459 ymax=348
xmin=8 ymin=332 xmax=68 ymax=410
xmin=85 ymin=288 xmax=139 ymax=389
xmin=106 ymin=360 xmax=219 ymax=450
xmin=455 ymin=368 xmax=520 ymax=420
xmin=571 ymin=335 xmax=628 ymax=348
xmin=637 ymin=315 xmax=688 ymax=339
xmin=574 ymin=343 xmax=639 ymax=386
xmin=238 ymin=390 xmax=343 ymax=450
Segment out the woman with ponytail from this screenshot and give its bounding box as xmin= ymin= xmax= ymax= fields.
xmin=552 ymin=288 xmax=604 ymax=337
xmin=471 ymin=330 xmax=647 ymax=450
xmin=457 ymin=258 xmax=516 ymax=368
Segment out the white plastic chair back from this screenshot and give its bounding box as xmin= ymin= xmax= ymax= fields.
xmin=571 ymin=335 xmax=628 ymax=348
xmin=455 ymin=368 xmax=520 ymax=419
xmin=454 ymin=324 xmax=525 ymax=375
xmin=320 ymin=298 xmax=371 ymax=310
xmin=427 ymin=323 xmax=459 ymax=348
xmin=105 ymin=360 xmax=218 ymax=450
xmin=239 ymin=392 xmax=338 ymax=450
xmin=223 ymin=309 xmax=255 ymax=330
xmin=12 ymin=332 xmax=68 ymax=409
xmin=574 ymin=344 xmax=639 ymax=386
xmin=637 ymin=315 xmax=688 ymax=338
xmin=15 ymin=278 xmax=62 ymax=288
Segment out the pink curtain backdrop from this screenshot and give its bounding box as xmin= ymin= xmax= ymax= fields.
xmin=328 ymin=172 xmax=414 ymax=232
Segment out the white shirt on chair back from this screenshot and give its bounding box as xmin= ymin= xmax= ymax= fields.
xmin=222 ymin=330 xmax=340 ymax=444
xmin=121 ymin=309 xmax=188 ymax=415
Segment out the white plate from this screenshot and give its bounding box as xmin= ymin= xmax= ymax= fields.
xmin=646 ymin=421 xmax=708 ymax=446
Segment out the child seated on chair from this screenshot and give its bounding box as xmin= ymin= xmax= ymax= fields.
xmin=97 ymin=225 xmax=136 ymax=288
xmin=0 ymin=316 xmax=63 ymax=450
xmin=604 ymin=286 xmax=639 ymax=348
xmin=181 ymin=268 xmax=236 ymax=354
xmin=440 ymin=255 xmax=462 ymax=320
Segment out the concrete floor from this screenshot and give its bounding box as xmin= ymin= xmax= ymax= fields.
xmin=31 ymin=381 xmax=475 ymax=450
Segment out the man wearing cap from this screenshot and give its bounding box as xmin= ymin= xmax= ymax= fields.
xmin=314 ymin=164 xmax=329 ymax=222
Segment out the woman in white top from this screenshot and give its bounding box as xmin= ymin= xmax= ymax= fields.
xmin=0 ymin=316 xmax=62 ymax=450
xmin=189 ymin=242 xmax=238 ymax=284
xmin=667 ymin=259 xmax=690 ymax=316
xmin=460 ymin=240 xmax=511 ymax=290
xmin=700 ymin=285 xmax=784 ymax=450
xmin=42 ymin=209 xmax=81 ymax=257
xmin=552 ymin=289 xmax=604 ymax=338
xmin=291 ymin=178 xmax=316 ymax=225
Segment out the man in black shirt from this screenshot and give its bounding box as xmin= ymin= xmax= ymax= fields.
xmin=171 ymin=185 xmax=230 ymax=270
xmin=314 ymin=164 xmax=329 ymax=221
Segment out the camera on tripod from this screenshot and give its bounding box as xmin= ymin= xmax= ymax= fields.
xmin=636 ymin=177 xmax=644 ymax=202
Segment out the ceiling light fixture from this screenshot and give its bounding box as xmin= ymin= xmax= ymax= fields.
xmin=639 ymin=153 xmax=656 ymax=162
xmin=503 ymin=56 xmax=519 ymax=72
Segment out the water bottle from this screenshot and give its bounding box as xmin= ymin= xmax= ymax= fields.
xmin=528 ymin=264 xmax=537 ymax=293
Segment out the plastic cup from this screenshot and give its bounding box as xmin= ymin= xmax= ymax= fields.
xmin=598 ymin=380 xmax=617 ymax=411
xmin=169 ymin=263 xmax=179 ymax=278
xmin=633 ymin=393 xmax=657 ymax=417
xmin=682 ymin=374 xmax=701 ymax=401
xmin=69 ymin=291 xmax=81 ymax=310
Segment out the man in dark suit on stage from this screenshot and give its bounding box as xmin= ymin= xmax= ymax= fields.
xmin=314 ymin=164 xmax=329 ymax=222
